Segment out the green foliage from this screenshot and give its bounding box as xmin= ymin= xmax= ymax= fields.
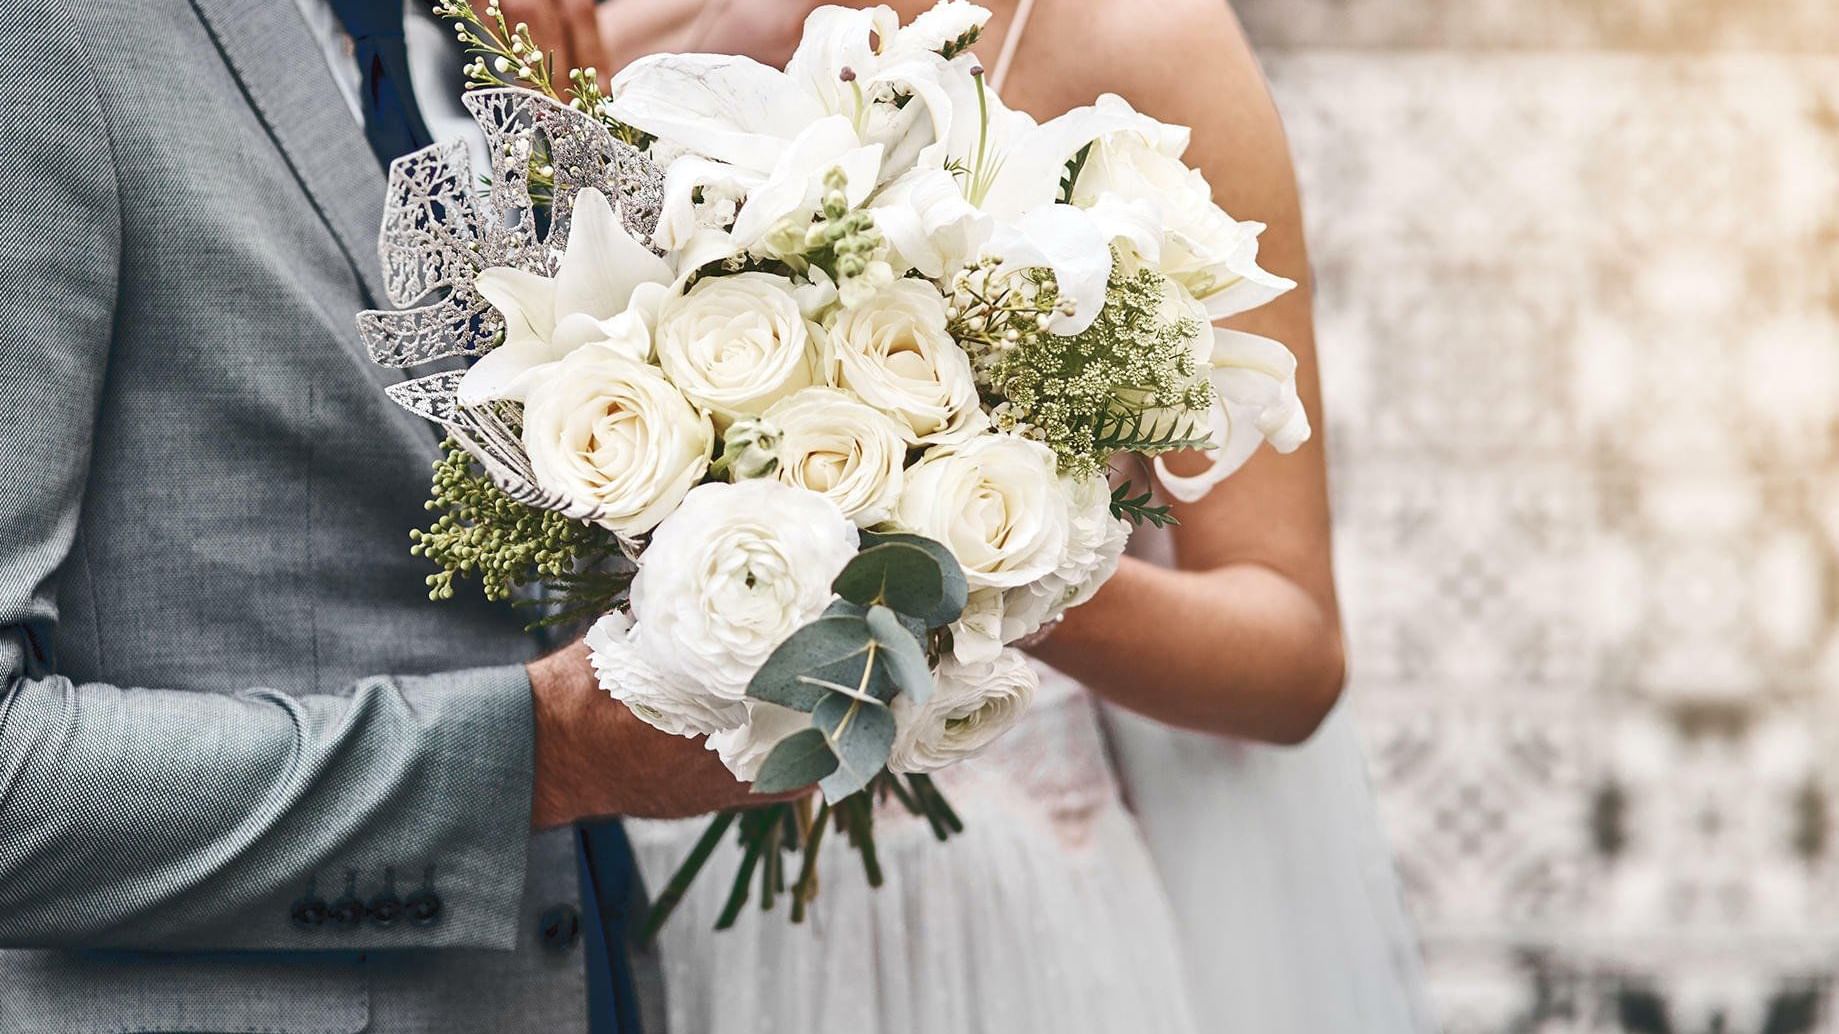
xmin=752 ymin=729 xmax=840 ymax=794
xmin=812 ymin=693 xmax=898 ymax=801
xmin=832 ymin=539 xmax=967 ymax=627
xmin=955 ymin=255 xmax=1216 ymax=480
xmin=1109 ymin=480 xmax=1180 ymax=528
xmin=410 ymin=439 xmax=622 ymax=613
xmin=937 ymin=24 xmax=983 ymax=60
xmin=1058 ymin=142 xmax=1092 ymax=204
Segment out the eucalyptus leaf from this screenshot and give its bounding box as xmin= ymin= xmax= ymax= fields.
xmin=833 ymin=540 xmax=967 ymax=626
xmin=867 ymin=604 xmax=935 ymax=706
xmin=812 ymin=692 xmax=896 ymax=801
xmin=747 ymin=615 xmax=874 ymax=712
xmin=751 ymin=727 xmax=838 ymax=794
xmin=856 ymin=533 xmax=969 ymax=625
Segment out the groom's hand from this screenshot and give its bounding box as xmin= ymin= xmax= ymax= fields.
xmin=527 ymin=639 xmax=780 ymax=828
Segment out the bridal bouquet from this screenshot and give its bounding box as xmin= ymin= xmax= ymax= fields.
xmin=361 ymin=0 xmax=1307 ymax=933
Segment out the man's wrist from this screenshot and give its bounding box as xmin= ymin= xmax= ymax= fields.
xmin=528 ymin=643 xmax=597 ymax=830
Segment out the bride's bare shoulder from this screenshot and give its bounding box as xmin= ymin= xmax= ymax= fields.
xmin=955 ymin=0 xmax=1262 ymax=119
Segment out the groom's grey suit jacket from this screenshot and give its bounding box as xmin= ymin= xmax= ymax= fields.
xmin=0 ymin=2 xmax=612 ymax=1031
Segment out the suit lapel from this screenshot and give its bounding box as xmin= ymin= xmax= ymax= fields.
xmin=187 ymin=0 xmax=392 ymax=309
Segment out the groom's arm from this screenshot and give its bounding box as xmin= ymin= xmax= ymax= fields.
xmin=0 ymin=4 xmax=770 ymax=954
xmin=0 ymin=9 xmax=543 ymax=953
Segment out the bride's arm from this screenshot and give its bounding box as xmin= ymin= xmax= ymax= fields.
xmin=1013 ymin=1 xmax=1344 ymax=745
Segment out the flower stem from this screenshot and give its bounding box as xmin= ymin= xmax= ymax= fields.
xmin=641 ymin=809 xmax=736 ymax=944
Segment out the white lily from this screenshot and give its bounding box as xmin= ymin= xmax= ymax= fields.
xmin=1154 ymin=327 xmax=1312 ymax=502
xmin=609 ymin=5 xmax=964 ymax=260
xmin=1069 ymin=94 xmax=1295 ymax=320
xmin=457 ymin=187 xmax=672 ymax=405
xmin=908 ymin=66 xmax=1151 ymax=332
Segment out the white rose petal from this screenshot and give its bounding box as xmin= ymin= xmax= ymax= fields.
xmin=762 ymin=387 xmax=908 ymax=526
xmin=521 ymin=345 xmax=713 ymax=536
xmin=1001 ymin=474 xmax=1130 ymax=642
xmin=655 ymin=271 xmax=821 ymax=427
xmin=822 ymin=278 xmax=985 ymax=444
xmin=949 ymin=587 xmax=1006 ymax=665
xmin=630 ymin=479 xmax=860 ymax=701
xmin=586 ymin=612 xmax=744 ymax=736
xmin=889 ymin=649 xmax=1038 ymax=773
xmin=895 ymin=433 xmax=1070 ymax=590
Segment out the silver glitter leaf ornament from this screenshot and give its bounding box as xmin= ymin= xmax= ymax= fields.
xmin=356 ymin=87 xmax=665 ymax=524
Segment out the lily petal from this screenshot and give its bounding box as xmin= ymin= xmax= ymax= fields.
xmin=1152 ymin=327 xmax=1310 ymax=501
xmin=988 ymin=203 xmax=1113 ymax=334
xmin=784 ymin=5 xmax=898 ymax=119
xmin=609 ymin=53 xmax=823 ymax=172
xmin=553 ymin=187 xmax=673 ymax=322
xmin=456 ymin=343 xmax=562 ymax=405
xmin=476 ymin=266 xmax=558 ymax=345
xmin=729 ymin=115 xmax=868 ymax=247
xmin=1189 ymin=221 xmax=1297 ymax=320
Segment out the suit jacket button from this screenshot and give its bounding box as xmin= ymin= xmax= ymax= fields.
xmin=405 ymin=890 xmax=444 ymax=927
xmin=329 ymin=894 xmax=366 ymax=929
xmin=290 ymin=896 xmax=328 ymax=930
xmin=539 ymin=904 xmax=580 ymax=951
xmin=368 ymin=892 xmax=403 ymax=928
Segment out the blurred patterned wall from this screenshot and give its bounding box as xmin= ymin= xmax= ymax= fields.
xmin=1238 ymin=2 xmax=1839 ymax=1031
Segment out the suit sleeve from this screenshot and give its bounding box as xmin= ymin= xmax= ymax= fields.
xmin=0 ymin=5 xmax=537 ymax=952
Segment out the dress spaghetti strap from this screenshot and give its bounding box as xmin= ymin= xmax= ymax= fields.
xmin=989 ymin=0 xmax=1036 ymax=92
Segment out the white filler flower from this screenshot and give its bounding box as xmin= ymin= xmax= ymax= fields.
xmin=889 ymin=648 xmax=1038 ymax=773
xmin=630 ymin=479 xmax=860 ymax=702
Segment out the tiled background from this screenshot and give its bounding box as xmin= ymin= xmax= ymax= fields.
xmin=1239 ymin=3 xmax=1839 ymax=1031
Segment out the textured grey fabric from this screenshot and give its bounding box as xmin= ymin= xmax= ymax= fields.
xmin=0 ymin=1 xmax=602 ymax=1030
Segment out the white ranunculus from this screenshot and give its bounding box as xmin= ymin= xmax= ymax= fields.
xmin=1001 ymin=473 xmax=1131 ymax=641
xmin=708 ymin=701 xmax=811 ymax=782
xmin=762 ymin=387 xmax=908 ymax=526
xmin=1071 ymin=94 xmax=1295 ymax=321
xmin=630 ymin=479 xmax=860 ymax=701
xmin=459 ymin=187 xmax=672 ymax=404
xmin=521 ymin=346 xmax=713 ymax=535
xmin=822 ymin=278 xmax=985 ymax=444
xmin=889 ymin=648 xmax=1038 ymax=773
xmin=655 ymin=271 xmax=821 ymax=426
xmin=895 ymin=433 xmax=1069 ymax=589
xmin=586 ymin=612 xmax=745 ymax=736
xmin=949 ymin=587 xmax=1006 ymax=665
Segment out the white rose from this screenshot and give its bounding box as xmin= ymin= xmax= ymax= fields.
xmin=1001 ymin=474 xmax=1131 ymax=641
xmin=821 ymin=278 xmax=986 ymax=444
xmin=895 ymin=434 xmax=1070 ymax=589
xmin=708 ymin=701 xmax=810 ymax=782
xmin=586 ymin=612 xmax=744 ymax=736
xmin=889 ymin=648 xmax=1038 ymax=773
xmin=521 ymin=345 xmax=713 ymax=536
xmin=630 ymin=479 xmax=860 ymax=701
xmin=655 ymin=272 xmax=820 ymax=426
xmin=762 ymin=387 xmax=908 ymax=527
xmin=1071 ymin=95 xmax=1295 ymax=321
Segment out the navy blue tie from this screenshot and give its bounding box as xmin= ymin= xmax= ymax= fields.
xmin=577 ymin=821 xmax=646 ymax=1034
xmin=326 ymin=0 xmax=435 ymax=167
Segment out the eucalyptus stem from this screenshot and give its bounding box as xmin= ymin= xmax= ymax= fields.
xmin=909 ymin=774 xmax=964 ymax=835
xmin=641 ymin=809 xmax=735 ymax=943
xmin=790 ymin=799 xmax=831 ymax=924
xmin=714 ymin=811 xmax=773 ymax=930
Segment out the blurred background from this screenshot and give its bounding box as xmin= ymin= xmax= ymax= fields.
xmin=1233 ymin=1 xmax=1839 ymax=1030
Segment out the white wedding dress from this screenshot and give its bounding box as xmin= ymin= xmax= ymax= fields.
xmin=627 ymin=667 xmax=1201 ymax=1034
